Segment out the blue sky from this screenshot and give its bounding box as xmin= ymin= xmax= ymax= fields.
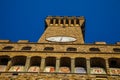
xmin=0 ymin=0 xmax=120 ymax=44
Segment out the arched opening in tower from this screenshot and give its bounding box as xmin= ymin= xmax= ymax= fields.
xmin=44 ymin=57 xmax=56 ymax=72
xmin=108 ymin=58 xmax=120 ymax=75
xmin=90 ymin=57 xmax=106 ymax=74
xmin=28 ymin=56 xmax=41 ymax=72
xmin=75 ymin=58 xmax=86 ymax=73
xmin=0 ymin=55 xmax=10 ymax=71
xmin=9 ymin=56 xmax=26 ymax=72
xmin=60 ymin=57 xmax=71 ymax=73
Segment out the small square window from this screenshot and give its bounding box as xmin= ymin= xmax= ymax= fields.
xmin=2 ymin=46 xmax=13 ymax=50
xmin=89 ymin=48 xmax=100 ymax=51
xmin=113 ymin=48 xmax=120 ymax=52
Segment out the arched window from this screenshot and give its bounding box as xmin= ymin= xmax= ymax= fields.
xmin=45 ymin=57 xmax=56 ymax=67
xmin=12 ymin=56 xmax=26 ymax=66
xmin=21 ymin=46 xmax=32 ymax=50
xmin=89 ymin=48 xmax=100 ymax=51
xmin=113 ymin=48 xmax=120 ymax=52
xmin=67 ymin=47 xmax=77 ymax=51
xmin=2 ymin=46 xmax=13 ymax=50
xmin=60 ymin=57 xmax=71 ymax=68
xmin=0 ymin=56 xmax=10 ymax=65
xmin=109 ymin=58 xmax=120 ymax=68
xmin=44 ymin=47 xmax=54 ymax=51
xmin=30 ymin=56 xmax=41 ymax=66
xmin=90 ymin=57 xmax=106 ymax=68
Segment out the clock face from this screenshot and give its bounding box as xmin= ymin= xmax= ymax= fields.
xmin=46 ymin=36 xmax=76 ymax=42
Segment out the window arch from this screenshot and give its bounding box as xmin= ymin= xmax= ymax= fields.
xmin=44 ymin=47 xmax=54 ymax=51
xmin=113 ymin=48 xmax=120 ymax=52
xmin=89 ymin=48 xmax=100 ymax=51
xmin=21 ymin=46 xmax=32 ymax=50
xmin=67 ymin=47 xmax=77 ymax=51
xmin=2 ymin=46 xmax=13 ymax=50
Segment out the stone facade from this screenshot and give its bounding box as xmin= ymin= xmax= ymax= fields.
xmin=0 ymin=16 xmax=120 ymax=80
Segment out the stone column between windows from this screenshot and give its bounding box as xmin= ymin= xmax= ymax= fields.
xmin=74 ymin=19 xmax=76 ymax=26
xmin=24 ymin=57 xmax=31 ymax=72
xmin=71 ymin=58 xmax=75 ymax=73
xmin=40 ymin=58 xmax=45 ymax=72
xmin=58 ymin=19 xmax=61 ymax=26
xmin=86 ymin=59 xmax=90 ymax=75
xmin=68 ymin=19 xmax=71 ymax=26
xmin=53 ymin=19 xmax=56 ymax=26
xmin=55 ymin=58 xmax=60 ymax=72
xmin=105 ymin=59 xmax=109 ymax=74
xmin=63 ymin=19 xmax=66 ymax=25
xmin=6 ymin=59 xmax=12 ymax=71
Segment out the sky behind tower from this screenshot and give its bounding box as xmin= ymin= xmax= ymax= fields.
xmin=0 ymin=0 xmax=120 ymax=44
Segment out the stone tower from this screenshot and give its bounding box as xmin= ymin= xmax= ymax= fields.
xmin=0 ymin=16 xmax=120 ymax=80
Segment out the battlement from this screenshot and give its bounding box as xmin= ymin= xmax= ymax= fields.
xmin=0 ymin=40 xmax=10 ymax=43
xmin=45 ymin=16 xmax=85 ymax=27
xmin=95 ymin=42 xmax=107 ymax=44
xmin=18 ymin=40 xmax=29 ymax=43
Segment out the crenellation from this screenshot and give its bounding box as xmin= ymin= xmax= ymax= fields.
xmin=95 ymin=42 xmax=107 ymax=44
xmin=17 ymin=40 xmax=29 ymax=43
xmin=116 ymin=42 xmax=120 ymax=45
xmin=0 ymin=40 xmax=10 ymax=43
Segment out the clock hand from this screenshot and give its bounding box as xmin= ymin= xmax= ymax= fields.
xmin=60 ymin=37 xmax=62 ymax=42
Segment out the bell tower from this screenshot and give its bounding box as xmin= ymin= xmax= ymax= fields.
xmin=38 ymin=16 xmax=85 ymax=44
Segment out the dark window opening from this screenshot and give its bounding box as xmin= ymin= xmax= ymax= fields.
xmin=109 ymin=58 xmax=120 ymax=68
xmin=67 ymin=47 xmax=77 ymax=51
xmin=113 ymin=48 xmax=120 ymax=52
xmin=50 ymin=19 xmax=54 ymax=24
xmin=60 ymin=57 xmax=71 ymax=67
xmin=21 ymin=46 xmax=32 ymax=50
xmin=89 ymin=48 xmax=100 ymax=51
xmin=71 ymin=19 xmax=74 ymax=24
xmin=2 ymin=46 xmax=13 ymax=50
xmin=12 ymin=56 xmax=26 ymax=66
xmin=110 ymin=60 xmax=117 ymax=65
xmin=90 ymin=58 xmax=106 ymax=68
xmin=44 ymin=47 xmax=54 ymax=51
xmin=0 ymin=58 xmax=9 ymax=65
xmin=45 ymin=57 xmax=56 ymax=67
xmin=76 ymin=19 xmax=79 ymax=24
xmin=75 ymin=58 xmax=86 ymax=68
xmin=61 ymin=19 xmax=64 ymax=24
xmin=0 ymin=56 xmax=10 ymax=65
xmin=66 ymin=19 xmax=69 ymax=24
xmin=30 ymin=56 xmax=41 ymax=66
xmin=55 ymin=19 xmax=58 ymax=24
